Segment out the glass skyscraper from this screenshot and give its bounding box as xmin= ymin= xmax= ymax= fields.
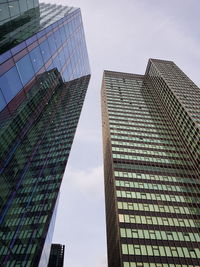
xmin=47 ymin=244 xmax=65 ymax=267
xmin=101 ymin=59 xmax=200 ymax=267
xmin=0 ymin=1 xmax=90 ymax=266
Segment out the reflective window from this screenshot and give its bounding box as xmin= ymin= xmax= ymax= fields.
xmin=0 ymin=66 xmax=22 ymax=104
xmin=11 ymin=42 xmax=26 ymax=56
xmin=47 ymin=63 xmax=54 ymax=71
xmin=58 ymin=50 xmax=65 ymax=68
xmin=19 ymin=0 xmax=28 ymax=13
xmin=27 ymin=0 xmax=35 ymax=9
xmin=60 ymin=26 xmax=66 ymax=44
xmin=62 ymin=68 xmax=69 ymax=82
xmin=30 ymin=46 xmax=44 ymax=73
xmin=0 ymin=50 xmax=12 ymax=64
xmin=37 ymin=29 xmax=46 ymax=39
xmin=45 ymin=24 xmax=52 ymax=35
xmin=68 ymin=20 xmax=73 ymax=35
xmin=26 ymin=35 xmax=37 ymax=46
xmin=54 ymin=30 xmax=62 ymax=48
xmin=67 ymin=65 xmax=72 ymax=80
xmin=40 ymin=40 xmax=51 ymax=62
xmin=16 ymin=54 xmax=34 ymax=85
xmin=64 ymin=23 xmax=70 ymax=39
xmin=63 ymin=46 xmax=69 ymax=62
xmin=53 ymin=56 xmax=61 ymax=73
xmin=0 ymin=3 xmax=10 ymax=22
xmin=9 ymin=1 xmax=20 ymax=18
xmin=47 ymin=34 xmax=57 ymax=54
xmin=0 ymin=89 xmax=7 ymax=111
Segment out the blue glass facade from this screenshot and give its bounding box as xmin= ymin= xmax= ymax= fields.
xmin=0 ymin=2 xmax=90 ymax=266
xmin=0 ymin=3 xmax=90 ymax=114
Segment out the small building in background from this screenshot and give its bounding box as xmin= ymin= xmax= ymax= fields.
xmin=48 ymin=244 xmax=65 ymax=267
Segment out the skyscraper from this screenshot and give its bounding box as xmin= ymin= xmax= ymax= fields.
xmin=101 ymin=59 xmax=200 ymax=267
xmin=47 ymin=244 xmax=65 ymax=267
xmin=0 ymin=1 xmax=90 ymax=266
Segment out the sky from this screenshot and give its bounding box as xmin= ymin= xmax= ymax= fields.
xmin=42 ymin=1 xmax=200 ymax=266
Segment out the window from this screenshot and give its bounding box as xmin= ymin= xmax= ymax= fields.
xmin=16 ymin=54 xmax=34 ymax=85
xmin=128 ymin=244 xmax=134 ymax=255
xmin=48 ymin=34 xmax=57 ymax=54
xmin=134 ymin=245 xmax=141 ymax=255
xmin=19 ymin=0 xmax=28 ymax=12
xmin=152 ymin=246 xmax=160 ymax=256
xmin=0 ymin=66 xmax=23 ymax=104
xmin=40 ymin=40 xmax=51 ymax=62
xmin=9 ymin=0 xmax=20 ymax=17
xmin=0 ymin=3 xmax=10 ymax=21
xmin=132 ymin=229 xmax=139 ymax=238
xmin=0 ymin=89 xmax=7 ymax=111
xmin=29 ymin=46 xmax=44 ymax=73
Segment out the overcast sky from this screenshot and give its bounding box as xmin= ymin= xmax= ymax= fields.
xmin=42 ymin=1 xmax=200 ymax=266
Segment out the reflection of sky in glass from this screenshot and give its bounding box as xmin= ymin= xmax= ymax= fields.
xmin=0 ymin=6 xmax=90 ymax=112
xmin=29 ymin=46 xmax=44 ymax=73
xmin=0 ymin=0 xmax=76 ymax=53
xmin=16 ymin=54 xmax=35 ymax=85
xmin=0 ymin=66 xmax=23 ymax=103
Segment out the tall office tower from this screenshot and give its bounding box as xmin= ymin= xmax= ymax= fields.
xmin=101 ymin=59 xmax=200 ymax=267
xmin=48 ymin=244 xmax=65 ymax=267
xmin=0 ymin=1 xmax=90 ymax=266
